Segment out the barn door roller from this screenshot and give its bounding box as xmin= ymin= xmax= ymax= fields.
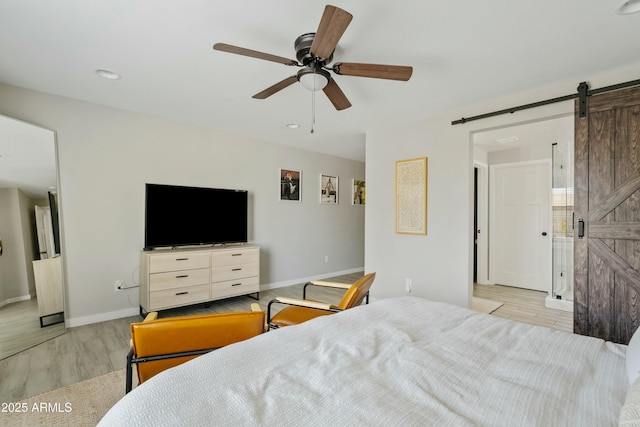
xmin=577 ymin=82 xmax=589 ymax=118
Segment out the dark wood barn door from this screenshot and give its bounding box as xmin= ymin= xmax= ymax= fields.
xmin=574 ymin=85 xmax=640 ymax=345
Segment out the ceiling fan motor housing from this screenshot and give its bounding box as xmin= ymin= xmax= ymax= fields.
xmin=295 ymin=33 xmax=333 ymax=66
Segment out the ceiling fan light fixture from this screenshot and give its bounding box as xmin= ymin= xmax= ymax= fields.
xmin=297 ymin=68 xmax=330 ymax=91
xmin=617 ymin=0 xmax=640 ymax=14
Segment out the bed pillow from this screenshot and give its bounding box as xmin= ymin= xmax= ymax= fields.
xmin=628 ymin=327 xmax=640 ymax=385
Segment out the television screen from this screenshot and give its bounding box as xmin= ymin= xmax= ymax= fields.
xmin=144 ymin=183 xmax=248 ymax=250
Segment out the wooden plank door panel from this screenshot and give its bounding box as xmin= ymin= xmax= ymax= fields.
xmin=574 ymin=86 xmax=640 ymax=344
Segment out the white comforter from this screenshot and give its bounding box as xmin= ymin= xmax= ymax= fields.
xmin=99 ymin=296 xmax=627 ymax=426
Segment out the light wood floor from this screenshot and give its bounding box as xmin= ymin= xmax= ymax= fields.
xmin=0 ymin=273 xmax=355 ymax=403
xmin=0 ymin=274 xmax=572 ymax=402
xmin=474 ymin=283 xmax=573 ymax=333
xmin=0 ymin=298 xmax=65 ymax=360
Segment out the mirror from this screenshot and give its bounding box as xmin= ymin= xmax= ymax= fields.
xmin=0 ymin=114 xmax=64 ymax=360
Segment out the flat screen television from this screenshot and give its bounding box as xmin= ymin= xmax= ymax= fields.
xmin=144 ymin=183 xmax=248 ymax=250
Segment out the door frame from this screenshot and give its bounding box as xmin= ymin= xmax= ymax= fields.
xmin=474 ymin=161 xmax=490 ymax=285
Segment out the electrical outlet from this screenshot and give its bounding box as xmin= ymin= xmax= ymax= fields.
xmin=114 ymin=280 xmax=124 ymax=292
xmin=405 ymin=278 xmax=412 ymax=293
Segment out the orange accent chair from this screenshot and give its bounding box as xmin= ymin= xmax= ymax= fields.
xmin=126 ymin=304 xmax=265 ymax=393
xmin=267 ymin=272 xmax=375 ymax=329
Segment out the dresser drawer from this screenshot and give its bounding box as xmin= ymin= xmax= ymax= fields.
xmin=149 ymin=252 xmax=210 ymax=273
xmin=211 ymin=248 xmax=259 ymax=267
xmin=211 ymin=276 xmax=259 ymax=299
xmin=150 ymin=284 xmax=210 ymax=310
xmin=149 ymin=268 xmax=210 ymax=291
xmin=211 ymin=263 xmax=259 ymax=282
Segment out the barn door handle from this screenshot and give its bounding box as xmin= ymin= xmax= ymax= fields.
xmin=578 ymin=218 xmax=585 ymax=239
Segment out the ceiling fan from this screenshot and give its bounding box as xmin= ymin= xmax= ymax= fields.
xmin=213 ymin=5 xmax=413 ymax=111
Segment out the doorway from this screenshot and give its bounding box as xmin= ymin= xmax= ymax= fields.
xmin=472 ymin=115 xmax=574 ymax=297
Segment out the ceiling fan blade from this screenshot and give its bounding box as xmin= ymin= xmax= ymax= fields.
xmin=213 ymin=43 xmax=299 ymax=66
xmin=252 ymin=76 xmax=298 ymax=99
xmin=310 ymin=5 xmax=353 ymax=60
xmin=333 ymin=62 xmax=413 ymax=81
xmin=322 ymin=79 xmax=352 ymax=110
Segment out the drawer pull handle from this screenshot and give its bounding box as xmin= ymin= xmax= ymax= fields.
xmin=176 ymin=291 xmax=189 ymax=296
xmin=175 ymin=258 xmax=189 ymax=261
xmin=176 ymin=275 xmax=189 ymax=278
xmin=231 ymin=253 xmax=242 ymax=257
xmin=231 ymin=283 xmax=242 ymax=287
xmin=232 ymin=268 xmax=242 ymax=271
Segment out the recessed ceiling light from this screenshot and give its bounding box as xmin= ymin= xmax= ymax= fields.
xmin=286 ymin=123 xmax=300 ymax=129
xmin=496 ymin=136 xmax=520 ymax=144
xmin=617 ymin=0 xmax=640 ymax=14
xmin=95 ymin=69 xmax=121 ymax=80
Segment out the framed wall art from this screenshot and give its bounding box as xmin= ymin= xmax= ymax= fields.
xmin=320 ymin=174 xmax=338 ymax=204
xmin=280 ymin=169 xmax=301 ymax=201
xmin=352 ymin=179 xmax=365 ymax=205
xmin=395 ymin=157 xmax=427 ymax=235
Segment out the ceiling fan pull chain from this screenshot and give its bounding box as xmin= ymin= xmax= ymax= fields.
xmin=311 ymin=69 xmax=316 ymax=134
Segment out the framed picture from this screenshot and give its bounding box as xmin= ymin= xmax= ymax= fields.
xmin=280 ymin=169 xmax=301 ymax=201
xmin=395 ymin=157 xmax=427 ymax=235
xmin=352 ymin=179 xmax=365 ymax=205
xmin=320 ymin=174 xmax=338 ymax=204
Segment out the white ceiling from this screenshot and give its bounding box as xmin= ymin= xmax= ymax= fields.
xmin=0 ymin=0 xmax=639 ymax=165
xmin=0 ymin=114 xmax=56 ymax=199
xmin=473 ymin=115 xmax=574 ymax=153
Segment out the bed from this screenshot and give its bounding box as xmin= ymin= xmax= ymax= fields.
xmin=99 ymin=296 xmax=636 ymax=426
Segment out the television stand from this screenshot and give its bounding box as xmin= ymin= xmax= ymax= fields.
xmin=139 ymin=245 xmax=260 ymax=313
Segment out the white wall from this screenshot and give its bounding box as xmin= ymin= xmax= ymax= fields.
xmin=365 ymin=118 xmax=473 ymax=306
xmin=365 ymin=63 xmax=640 ymax=308
xmin=488 ymin=144 xmax=551 ymax=165
xmin=17 ymin=189 xmax=38 ymax=295
xmin=0 ymin=83 xmax=365 ymax=326
xmin=0 ymin=188 xmax=33 ymax=304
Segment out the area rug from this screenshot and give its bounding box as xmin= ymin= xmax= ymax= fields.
xmin=3 ymin=369 xmax=126 ymax=427
xmin=472 ymin=297 xmax=504 ymax=314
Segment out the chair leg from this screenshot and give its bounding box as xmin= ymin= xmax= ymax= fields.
xmin=303 ymin=282 xmax=312 ymax=299
xmin=126 ymin=348 xmax=134 ymax=393
xmin=266 ymin=299 xmax=275 ymax=330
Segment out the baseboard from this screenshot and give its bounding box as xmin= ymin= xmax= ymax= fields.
xmin=544 ymin=295 xmax=574 ymax=312
xmin=67 ymin=268 xmax=364 ymax=327
xmin=260 ymin=267 xmax=364 ymax=291
xmin=66 ymin=306 xmax=140 ymax=328
xmin=0 ymin=294 xmax=32 ymax=309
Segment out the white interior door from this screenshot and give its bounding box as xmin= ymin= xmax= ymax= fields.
xmin=490 ymin=161 xmax=551 ymax=292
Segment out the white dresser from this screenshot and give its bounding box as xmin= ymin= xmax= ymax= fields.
xmin=32 ymin=256 xmax=64 ymax=327
xmin=139 ymin=245 xmax=259 ymax=313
